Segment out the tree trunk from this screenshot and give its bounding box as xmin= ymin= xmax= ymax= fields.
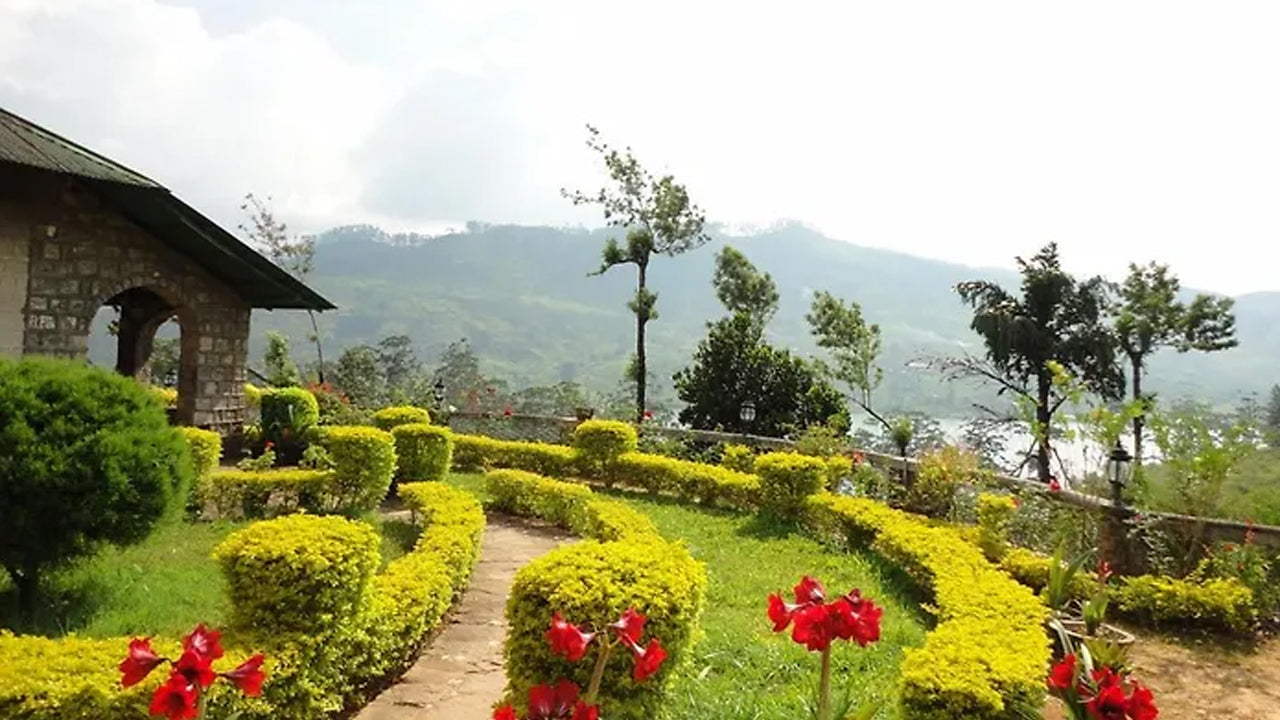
xmin=1036 ymin=373 xmax=1052 ymax=483
xmin=308 ymin=309 xmax=326 ymax=384
xmin=12 ymin=564 xmax=39 ymax=619
xmin=1130 ymin=357 xmax=1144 ymax=467
xmin=635 ymin=263 xmax=648 ymax=425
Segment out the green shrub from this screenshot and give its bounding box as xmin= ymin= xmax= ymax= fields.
xmin=0 ymin=357 xmax=193 ymax=610
xmin=1111 ymin=575 xmax=1255 ymax=633
xmin=755 ymin=452 xmax=826 ymax=519
xmin=804 ymin=494 xmax=1049 ymax=719
xmin=976 ymin=493 xmax=1018 ymax=562
xmin=214 ymin=514 xmax=381 ymax=634
xmin=148 ymin=385 xmax=178 ymax=407
xmin=720 ymin=443 xmax=756 ymax=473
xmin=390 ymin=424 xmax=453 ymax=483
xmin=322 ymin=426 xmax=397 ymax=512
xmin=904 ymin=445 xmax=987 ymax=518
xmin=571 ymin=419 xmax=638 ymax=480
xmin=452 ymin=434 xmax=578 ymax=477
xmin=372 ymin=405 xmax=432 ymax=431
xmin=505 ymin=539 xmax=706 ymax=720
xmin=484 ymin=469 xmax=657 ymax=541
xmin=244 ymin=382 xmax=263 ymax=410
xmin=261 ymin=387 xmax=320 ymax=444
xmin=849 ymin=461 xmax=891 ymax=499
xmin=203 ymin=468 xmax=336 ymax=518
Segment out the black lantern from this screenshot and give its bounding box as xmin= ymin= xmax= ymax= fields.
xmin=432 ymin=379 xmax=446 ymax=405
xmin=1106 ymin=440 xmax=1133 ymax=506
xmin=739 ymin=400 xmax=757 ymax=424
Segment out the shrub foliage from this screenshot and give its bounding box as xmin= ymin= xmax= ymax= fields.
xmin=390 ymin=423 xmax=453 ymax=482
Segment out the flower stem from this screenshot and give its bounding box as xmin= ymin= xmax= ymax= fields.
xmin=584 ymin=642 xmax=613 ymax=705
xmin=817 ymin=647 xmax=833 ymax=720
xmin=196 ymin=686 xmax=208 ymax=720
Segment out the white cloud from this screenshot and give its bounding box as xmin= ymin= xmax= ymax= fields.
xmin=1 ymin=0 xmax=1278 ymax=294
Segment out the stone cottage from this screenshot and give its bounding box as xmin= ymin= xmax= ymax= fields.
xmin=0 ymin=107 xmax=333 ymax=434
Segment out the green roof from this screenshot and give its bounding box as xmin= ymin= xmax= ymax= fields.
xmin=0 ymin=107 xmax=334 ymax=311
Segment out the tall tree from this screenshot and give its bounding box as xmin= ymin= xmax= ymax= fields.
xmin=1266 ymin=384 xmax=1280 ymax=438
xmin=563 ymin=125 xmax=710 ymax=423
xmin=673 ymin=313 xmax=848 ymax=436
xmin=433 ymin=338 xmax=486 ymax=409
xmin=262 ymin=330 xmax=300 ymax=387
xmin=806 ymin=291 xmax=889 ymax=430
xmin=955 ymin=243 xmax=1123 ymax=482
xmin=376 ymin=334 xmax=422 ymax=399
xmin=1113 ymin=262 xmax=1237 ymax=465
xmin=332 ymin=344 xmax=384 ymax=407
xmin=713 ymin=245 xmax=779 ymax=327
xmin=240 ymin=193 xmax=327 ymax=382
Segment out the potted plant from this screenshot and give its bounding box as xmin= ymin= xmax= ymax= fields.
xmin=1045 ymin=545 xmax=1136 ymax=661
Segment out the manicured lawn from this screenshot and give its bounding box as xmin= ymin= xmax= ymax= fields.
xmin=447 ymin=472 xmax=929 ymax=719
xmin=0 ymin=514 xmax=419 ymax=639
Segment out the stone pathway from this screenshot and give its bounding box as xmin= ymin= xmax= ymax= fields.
xmin=356 ymin=514 xmax=570 ymax=720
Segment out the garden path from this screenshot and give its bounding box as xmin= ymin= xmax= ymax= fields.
xmin=355 ymin=513 xmax=570 ymax=720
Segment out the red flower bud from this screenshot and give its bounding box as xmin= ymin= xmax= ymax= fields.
xmin=629 ymin=638 xmax=667 ymax=682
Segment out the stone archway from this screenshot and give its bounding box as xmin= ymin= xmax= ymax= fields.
xmin=99 ymin=285 xmax=199 ymax=426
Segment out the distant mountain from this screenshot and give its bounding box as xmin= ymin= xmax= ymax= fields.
xmin=245 ymin=221 xmax=1277 ymax=416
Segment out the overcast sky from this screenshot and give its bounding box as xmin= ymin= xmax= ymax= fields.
xmin=2 ymin=0 xmax=1278 ymax=295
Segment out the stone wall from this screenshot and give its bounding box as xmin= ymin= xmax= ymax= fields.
xmin=0 ymin=164 xmax=251 ymax=434
xmin=0 ymin=203 xmax=29 ymax=358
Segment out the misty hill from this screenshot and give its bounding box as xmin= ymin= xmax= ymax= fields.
xmin=250 ymin=222 xmax=1280 ymax=417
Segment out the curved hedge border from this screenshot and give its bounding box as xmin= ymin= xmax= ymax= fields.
xmin=804 ymin=494 xmax=1049 ymax=719
xmin=0 ymin=482 xmax=483 ymax=719
xmin=483 ymin=469 xmax=706 ymax=720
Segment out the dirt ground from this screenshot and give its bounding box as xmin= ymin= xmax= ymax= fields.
xmin=1044 ymin=628 xmax=1280 ymax=719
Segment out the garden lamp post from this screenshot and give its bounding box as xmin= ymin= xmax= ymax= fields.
xmin=1106 ymin=440 xmax=1133 ymax=508
xmin=433 ymin=379 xmax=446 ymax=406
xmin=739 ymin=400 xmax=756 ymax=432
xmin=1102 ymin=439 xmax=1135 ymax=575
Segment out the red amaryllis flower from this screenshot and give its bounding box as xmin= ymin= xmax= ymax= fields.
xmin=119 ymin=638 xmax=166 ymax=687
xmin=546 ymin=613 xmax=596 ymax=663
xmin=1048 ymin=654 xmax=1076 ymax=691
xmin=221 ymin=653 xmax=267 ymax=697
xmin=609 ymin=607 xmax=647 ymax=645
xmin=1085 ymin=680 xmax=1129 ymax=720
xmin=1097 ymin=560 xmax=1113 ymax=585
xmin=173 ymin=649 xmax=216 ymax=689
xmin=794 ymin=575 xmax=826 ymax=604
xmin=263 ymin=440 xmax=275 ymax=451
xmin=767 ymin=575 xmax=824 ymax=632
xmin=837 ymin=590 xmax=882 ymax=646
xmin=1126 ymin=682 xmax=1159 ymax=720
xmin=629 ymin=638 xmax=667 ymax=682
xmin=527 ymin=679 xmax=595 ymax=720
xmin=852 ymin=451 xmax=865 ymax=465
xmin=493 ymin=706 xmax=519 ymax=720
xmin=149 ymin=674 xmax=198 ymax=720
xmin=1049 ymin=477 xmax=1062 ymax=492
xmin=182 ymin=623 xmax=224 ymax=661
xmin=643 ymin=410 xmax=654 ymax=420
xmin=504 ymin=406 xmax=514 ymax=417
xmin=770 ymin=577 xmax=881 ymax=652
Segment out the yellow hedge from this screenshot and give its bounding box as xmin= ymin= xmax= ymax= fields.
xmin=203 ymin=468 xmax=336 ymax=519
xmin=609 ymin=452 xmax=761 ymax=510
xmin=804 ymin=493 xmax=1049 ymax=719
xmin=484 ymin=469 xmax=657 ymax=541
xmin=390 ymin=423 xmax=453 ymax=482
xmin=755 ymin=452 xmax=827 ymax=519
xmin=453 ymin=434 xmax=578 ymax=477
xmin=372 ymin=405 xmax=431 ymax=431
xmin=321 ymin=425 xmax=397 ymax=512
xmin=0 ymin=483 xmax=484 ymax=720
xmin=570 ymin=419 xmax=638 ymax=479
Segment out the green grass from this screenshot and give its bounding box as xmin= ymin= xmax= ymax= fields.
xmin=446 ymin=472 xmax=929 ymax=719
xmin=0 ymin=514 xmax=420 ymax=639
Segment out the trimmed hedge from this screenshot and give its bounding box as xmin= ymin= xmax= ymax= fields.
xmin=805 ymin=493 xmax=1049 ymax=719
xmin=0 ymin=483 xmax=485 ymax=720
xmin=995 ymin=546 xmax=1257 ymax=633
xmin=390 ymin=424 xmax=453 ymax=482
xmin=372 ymin=405 xmax=432 ymax=431
xmin=571 ymin=419 xmax=637 ymax=479
xmin=453 ymin=434 xmax=578 ymax=477
xmin=484 ymin=469 xmax=657 ymax=541
xmin=322 ymin=426 xmax=397 ymax=511
xmin=180 ymin=426 xmax=222 ymax=516
xmin=755 ymin=452 xmax=827 ymax=519
xmin=260 ymin=387 xmax=320 ymax=443
xmin=609 ymin=452 xmax=760 ymax=510
xmin=215 ymin=515 xmax=381 ymax=634
xmin=203 ymin=468 xmax=336 ymax=519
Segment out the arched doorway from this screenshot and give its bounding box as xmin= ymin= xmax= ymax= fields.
xmin=88 ymin=286 xmax=198 ymax=425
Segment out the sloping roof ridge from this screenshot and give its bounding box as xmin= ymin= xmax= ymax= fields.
xmin=0 ymin=106 xmax=162 ymax=188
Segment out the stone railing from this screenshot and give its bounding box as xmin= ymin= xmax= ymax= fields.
xmin=444 ymin=411 xmax=1280 ymax=551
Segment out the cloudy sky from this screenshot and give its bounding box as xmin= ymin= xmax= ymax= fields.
xmin=2 ymin=0 xmax=1278 ymax=295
